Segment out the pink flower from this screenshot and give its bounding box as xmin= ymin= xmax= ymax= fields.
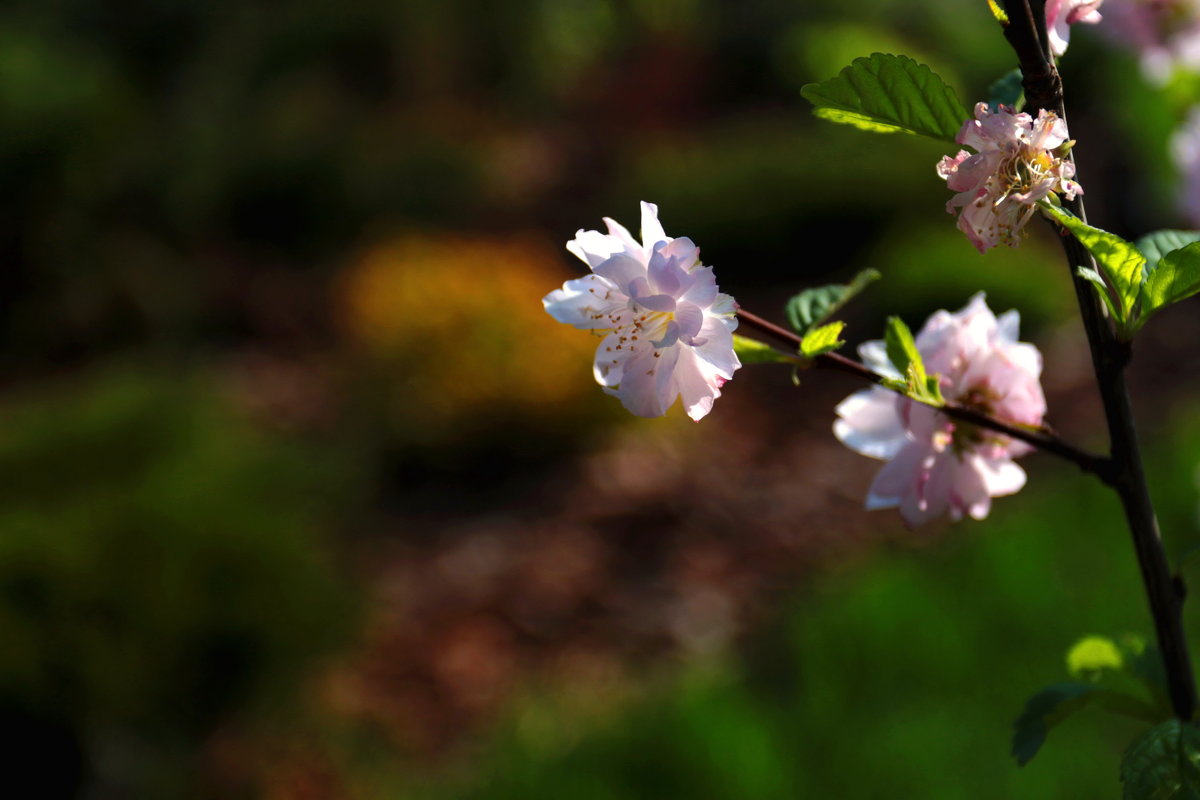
xmin=1046 ymin=0 xmax=1105 ymax=56
xmin=1099 ymin=1 xmax=1200 ymax=83
xmin=1171 ymin=105 xmax=1200 ymax=223
xmin=543 ymin=202 xmax=740 ymax=420
xmin=834 ymin=294 xmax=1046 ymax=528
xmin=937 ymin=102 xmax=1083 ymax=253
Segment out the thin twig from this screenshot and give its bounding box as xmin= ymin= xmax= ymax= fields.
xmin=1002 ymin=0 xmax=1198 ymax=721
xmin=734 ymin=308 xmax=1111 ymax=480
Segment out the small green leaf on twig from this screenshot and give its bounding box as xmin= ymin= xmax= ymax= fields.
xmin=800 ymin=321 xmax=846 ymax=357
xmin=1137 ymin=241 xmax=1200 ymax=333
xmin=883 ymin=317 xmax=944 ymax=406
xmin=733 ymin=334 xmax=799 ymax=366
xmin=1048 ymin=216 xmax=1200 ymax=336
xmin=801 ymin=53 xmax=969 ymax=141
xmin=785 ymin=268 xmax=880 ymax=335
xmin=1042 ymin=204 xmax=1145 ymax=337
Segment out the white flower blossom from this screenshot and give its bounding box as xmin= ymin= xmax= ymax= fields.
xmin=543 ymin=202 xmax=740 ymax=420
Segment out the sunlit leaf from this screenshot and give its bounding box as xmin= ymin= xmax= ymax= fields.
xmin=800 ymin=321 xmax=846 ymax=357
xmin=1076 ymin=266 xmax=1121 ymax=321
xmin=883 ymin=317 xmax=943 ymax=406
xmin=1068 ymin=636 xmax=1124 ymax=679
xmin=885 ymin=316 xmax=921 ymax=377
xmin=1043 ymin=204 xmax=1144 ymax=334
xmin=733 ymin=334 xmax=798 ymax=365
xmin=800 ymin=53 xmax=969 ymax=141
xmin=1137 ymin=242 xmax=1200 ymax=332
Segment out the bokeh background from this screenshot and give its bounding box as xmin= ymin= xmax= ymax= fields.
xmin=6 ymin=0 xmax=1200 ymax=796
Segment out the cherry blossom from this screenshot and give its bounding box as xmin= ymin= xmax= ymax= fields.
xmin=542 ymin=202 xmax=740 ymax=420
xmin=937 ymin=102 xmax=1083 ymax=253
xmin=1046 ymin=0 xmax=1105 ymax=56
xmin=1100 ymin=0 xmax=1200 ymax=83
xmin=834 ymin=294 xmax=1046 ymax=527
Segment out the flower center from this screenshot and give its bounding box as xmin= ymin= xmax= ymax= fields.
xmin=948 ymin=385 xmax=1004 ymax=456
xmin=629 ymin=305 xmax=677 ymax=346
xmin=996 ymin=147 xmax=1055 ymax=199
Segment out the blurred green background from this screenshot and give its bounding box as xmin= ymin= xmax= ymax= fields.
xmin=5 ymin=0 xmax=1200 ymax=796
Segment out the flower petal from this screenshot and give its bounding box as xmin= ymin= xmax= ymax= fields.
xmin=833 ymin=389 xmax=908 ymax=460
xmin=640 ymin=201 xmax=669 ymax=251
xmin=543 ymin=275 xmax=621 ymax=328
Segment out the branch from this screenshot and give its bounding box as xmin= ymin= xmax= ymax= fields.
xmin=1001 ymin=0 xmax=1198 ymax=721
xmin=734 ymin=308 xmax=1111 ymax=481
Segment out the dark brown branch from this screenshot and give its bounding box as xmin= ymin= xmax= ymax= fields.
xmin=1001 ymin=0 xmax=1198 ymax=721
xmin=734 ymin=308 xmax=1111 ymax=481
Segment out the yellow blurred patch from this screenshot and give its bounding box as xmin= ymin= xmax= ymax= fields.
xmin=337 ymin=233 xmax=605 ymax=436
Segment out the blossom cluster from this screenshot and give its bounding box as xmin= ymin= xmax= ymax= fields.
xmin=544 ymin=207 xmax=1047 ymax=527
xmin=834 ymin=295 xmax=1046 ymax=527
xmin=542 ymin=203 xmax=741 ymax=421
xmin=937 ymin=103 xmax=1083 ymax=253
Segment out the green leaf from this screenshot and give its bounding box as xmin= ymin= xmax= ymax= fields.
xmin=1043 ymin=204 xmax=1145 ymax=334
xmin=884 ymin=316 xmax=921 ymax=377
xmin=1077 ymin=266 xmax=1122 ymax=321
xmin=800 ymin=53 xmax=969 ymax=141
xmin=1137 ymin=242 xmax=1200 ymax=331
xmin=784 ymin=268 xmax=881 ymax=335
xmin=732 ymin=334 xmax=798 ymax=365
xmin=988 ymin=68 xmax=1024 ymax=112
xmin=883 ymin=317 xmax=944 ymax=406
xmin=1012 ymin=683 xmax=1099 ymax=766
xmin=1121 ymin=720 xmax=1200 ymax=800
xmin=1135 ymin=231 xmax=1200 ymax=266
xmin=1121 ymin=637 xmax=1171 ymax=715
xmin=1068 ymin=636 xmax=1124 ymax=679
xmin=800 ymin=321 xmax=846 ymax=357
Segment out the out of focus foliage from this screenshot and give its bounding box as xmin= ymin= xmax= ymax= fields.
xmin=1 ymin=0 xmax=1198 ymax=796
xmin=0 ymin=365 xmax=354 ymax=795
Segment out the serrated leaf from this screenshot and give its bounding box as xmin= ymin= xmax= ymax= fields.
xmin=1135 ymin=231 xmax=1200 ymax=266
xmin=988 ymin=68 xmax=1024 ymax=112
xmin=1137 ymin=242 xmax=1200 ymax=332
xmin=1012 ymin=683 xmax=1098 ymax=766
xmin=1068 ymin=636 xmax=1124 ymax=679
xmin=800 ymin=53 xmax=969 ymax=142
xmin=800 ymin=321 xmax=846 ymax=357
xmin=733 ymin=334 xmax=797 ymax=365
xmin=784 ymin=269 xmax=881 ymax=335
xmin=1121 ymin=720 xmax=1200 ymax=800
xmin=1044 ymin=204 xmax=1145 ymax=334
